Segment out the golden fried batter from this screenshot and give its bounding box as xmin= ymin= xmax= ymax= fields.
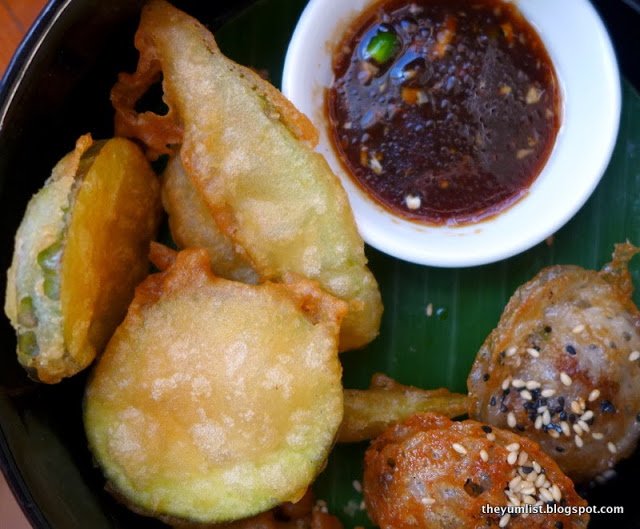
xmin=84 ymin=248 xmax=346 ymax=524
xmin=111 ymin=0 xmax=383 ymax=351
xmin=468 ymin=243 xmax=640 ymax=481
xmin=5 ymin=135 xmax=161 ymax=383
xmin=364 ymin=413 xmax=589 ymax=529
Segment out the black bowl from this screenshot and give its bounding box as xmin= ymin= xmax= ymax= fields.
xmin=1 ymin=0 xmax=639 ymax=527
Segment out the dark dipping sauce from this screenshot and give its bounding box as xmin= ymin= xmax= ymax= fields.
xmin=328 ymin=0 xmax=560 ymax=225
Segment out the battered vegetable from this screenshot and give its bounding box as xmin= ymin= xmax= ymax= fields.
xmin=111 ymin=0 xmax=383 ymax=351
xmin=339 ymin=373 xmax=469 ymax=442
xmin=364 ymin=413 xmax=589 ymax=529
xmin=468 ymin=243 xmax=640 ymax=482
xmin=84 ymin=248 xmax=346 ymax=524
xmin=4 ymin=135 xmax=161 ymax=383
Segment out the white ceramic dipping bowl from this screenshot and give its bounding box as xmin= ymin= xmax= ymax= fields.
xmin=283 ymin=0 xmax=621 ymax=267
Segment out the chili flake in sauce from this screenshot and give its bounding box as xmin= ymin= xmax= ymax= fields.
xmin=328 ymin=0 xmax=560 ymax=225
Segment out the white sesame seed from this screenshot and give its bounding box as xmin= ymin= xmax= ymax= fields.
xmin=592 ymin=432 xmax=604 ymax=440
xmin=502 ymin=377 xmax=512 ymax=391
xmin=573 ymin=423 xmax=583 ymax=436
xmin=487 ymin=432 xmax=496 ymax=442
xmin=521 ymin=389 xmax=533 ymax=401
xmin=480 ymin=449 xmax=489 ymax=462
xmin=539 ymin=488 xmax=554 ymax=503
xmin=575 ymin=435 xmax=584 ymax=448
xmin=526 ymin=380 xmax=541 ymax=390
xmin=542 ymin=409 xmax=551 ymax=425
xmin=506 ymin=346 xmax=518 ymax=356
xmin=572 ymin=324 xmax=585 ymax=334
xmin=526 ymin=348 xmax=540 ymax=358
xmin=561 ymin=422 xmax=571 ymax=437
xmin=421 ymin=497 xmax=436 ymax=505
xmin=630 ymin=351 xmax=640 ymax=362
xmin=509 ymin=475 xmax=523 ymax=489
xmin=525 ymin=471 xmax=538 ymax=482
xmin=532 ymin=462 xmax=541 ymax=473
xmin=509 ymin=496 xmax=521 ymax=507
xmin=537 ymin=405 xmax=548 ymax=413
xmin=534 ymin=415 xmax=543 ymax=429
xmin=541 ymin=388 xmax=556 ymax=398
xmin=548 ymin=429 xmax=560 ymax=439
xmin=560 ymin=372 xmax=572 ymax=386
xmin=518 ymin=451 xmax=529 ymax=465
xmin=571 ymin=401 xmax=583 ymax=414
xmin=521 ymin=485 xmax=536 ymax=496
xmin=507 ymin=412 xmax=517 ymax=428
xmin=588 ymin=389 xmax=601 ymax=402
xmin=550 ymin=484 xmax=562 ymax=503
xmin=499 ymin=514 xmax=511 ymax=528
xmin=512 ymin=379 xmax=526 ymax=388
xmin=425 ymin=303 xmax=433 ymax=317
xmin=523 ymin=494 xmax=536 ymax=505
xmin=452 ymin=443 xmax=467 ymax=455
xmin=352 ymin=480 xmax=362 ymax=493
xmin=506 ymin=442 xmax=521 ymax=452
xmin=581 ymin=410 xmax=594 ymax=422
xmin=405 ymin=194 xmax=421 ymax=210
xmin=578 ymin=420 xmax=590 ymax=432
xmin=535 ymin=473 xmax=546 ymax=488
xmin=507 ymin=451 xmax=518 ymax=465
xmin=608 ymin=442 xmax=617 ymax=454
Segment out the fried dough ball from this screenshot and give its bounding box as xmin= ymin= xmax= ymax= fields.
xmin=84 ymin=247 xmax=346 ymax=524
xmin=4 ymin=135 xmax=161 ymax=383
xmin=468 ymin=244 xmax=640 ymax=482
xmin=111 ymin=0 xmax=383 ymax=351
xmin=364 ymin=413 xmax=589 ymax=529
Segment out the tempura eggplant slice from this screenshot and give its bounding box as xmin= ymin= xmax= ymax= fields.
xmin=4 ymin=135 xmax=161 ymax=383
xmin=111 ymin=0 xmax=383 ymax=352
xmin=84 ymin=247 xmax=346 ymax=524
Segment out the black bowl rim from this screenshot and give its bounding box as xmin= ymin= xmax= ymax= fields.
xmin=0 ymin=1 xmax=69 ymax=525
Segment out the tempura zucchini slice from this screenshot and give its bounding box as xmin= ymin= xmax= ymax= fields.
xmin=84 ymin=247 xmax=346 ymax=524
xmin=4 ymin=135 xmax=161 ymax=383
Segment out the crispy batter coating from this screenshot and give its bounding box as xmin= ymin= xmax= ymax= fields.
xmin=5 ymin=135 xmax=161 ymax=383
xmin=339 ymin=374 xmax=469 ymax=443
xmin=84 ymin=248 xmax=346 ymax=524
xmin=364 ymin=413 xmax=589 ymax=529
xmin=111 ymin=0 xmax=383 ymax=351
xmin=468 ymin=243 xmax=640 ymax=482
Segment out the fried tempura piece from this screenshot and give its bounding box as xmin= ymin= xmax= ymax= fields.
xmin=364 ymin=414 xmax=589 ymax=529
xmin=111 ymin=0 xmax=383 ymax=351
xmin=468 ymin=243 xmax=640 ymax=481
xmin=339 ymin=374 xmax=469 ymax=442
xmin=161 ymin=156 xmax=258 ymax=284
xmin=4 ymin=135 xmax=161 ymax=383
xmin=84 ymin=248 xmax=346 ymax=524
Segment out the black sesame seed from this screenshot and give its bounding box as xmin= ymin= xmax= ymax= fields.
xmin=500 ymin=403 xmax=508 ymax=413
xmin=565 ymin=344 xmax=577 ymax=355
xmin=516 ymin=424 xmax=525 ymax=432
xmin=482 ymin=425 xmax=492 ymax=433
xmin=545 ymin=326 xmax=552 ymax=333
xmin=521 ymin=466 xmax=534 ymax=474
xmin=568 ymin=414 xmax=577 ymax=424
xmin=600 ymin=400 xmax=616 ymax=413
xmin=490 ymin=396 xmax=497 ymax=407
xmin=557 ymin=396 xmax=565 ymax=407
xmin=483 ymin=373 xmax=490 ymax=382
xmin=503 ymin=388 xmax=511 ymax=396
xmin=555 ymin=446 xmax=565 ymax=453
xmin=559 ymin=411 xmax=568 ymax=421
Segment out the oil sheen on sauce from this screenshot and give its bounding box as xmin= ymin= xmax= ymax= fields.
xmin=328 ymin=0 xmax=560 ymax=225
